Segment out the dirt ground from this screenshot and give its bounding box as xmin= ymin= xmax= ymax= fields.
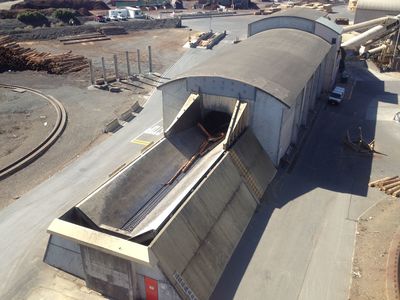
xmin=0 ymin=27 xmax=189 ymax=209
xmin=0 ymin=87 xmax=56 ymax=169
xmin=350 ymin=198 xmax=400 ymax=300
xmin=19 ymin=28 xmax=190 ymax=79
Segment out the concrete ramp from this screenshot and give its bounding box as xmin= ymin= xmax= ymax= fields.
xmin=150 ymin=153 xmax=257 ymax=300
xmin=76 ymin=127 xmax=205 ymax=230
xmin=149 ymin=129 xmax=276 ymax=300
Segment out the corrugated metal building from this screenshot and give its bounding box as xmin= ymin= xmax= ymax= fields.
xmin=160 ymin=8 xmax=342 ymax=166
xmin=355 ymin=0 xmax=400 ymax=23
xmin=43 ymin=8 xmax=342 ymax=300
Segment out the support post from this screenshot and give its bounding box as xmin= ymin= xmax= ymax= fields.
xmin=392 ymin=28 xmax=400 ymax=70
xmin=113 ymin=54 xmax=119 ymax=81
xmin=125 ymin=51 xmax=131 ymax=78
xmin=148 ymin=45 xmax=152 ymax=73
xmin=137 ymin=49 xmax=141 ymax=74
xmin=101 ymin=57 xmax=107 ymax=85
xmin=88 ymin=59 xmax=94 ymax=85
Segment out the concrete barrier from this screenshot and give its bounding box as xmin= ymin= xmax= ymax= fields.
xmin=132 ymin=101 xmax=143 ymax=113
xmin=120 ymin=109 xmax=135 ymax=122
xmin=104 ymin=118 xmax=121 ymax=133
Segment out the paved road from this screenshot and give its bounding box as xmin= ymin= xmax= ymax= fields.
xmin=0 ymin=15 xmax=258 ymax=299
xmin=211 ymin=65 xmax=400 ymax=299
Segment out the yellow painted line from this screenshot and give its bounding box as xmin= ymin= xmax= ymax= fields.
xmin=130 ymin=139 xmax=151 ymax=145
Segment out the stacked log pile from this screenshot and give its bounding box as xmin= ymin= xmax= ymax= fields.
xmin=369 ymin=176 xmax=400 ymax=198
xmin=0 ymin=36 xmax=88 ymax=74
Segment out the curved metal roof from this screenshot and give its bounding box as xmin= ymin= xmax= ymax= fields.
xmin=265 ymin=6 xmax=327 ymax=21
xmin=160 ymin=28 xmax=331 ymax=108
xmin=248 ymin=7 xmax=342 ymax=37
xmin=357 ymin=0 xmax=400 ymax=11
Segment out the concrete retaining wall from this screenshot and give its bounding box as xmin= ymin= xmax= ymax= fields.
xmin=77 ymin=127 xmax=204 ymax=230
xmin=150 ymin=153 xmax=258 ymax=300
xmin=81 ymin=246 xmax=136 ymax=300
xmin=2 ymin=18 xmax=181 ymax=40
xmin=150 ymin=129 xmax=275 ymax=300
xmin=44 ymin=235 xmax=85 ymax=279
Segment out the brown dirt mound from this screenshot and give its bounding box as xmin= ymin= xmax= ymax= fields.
xmin=11 ymin=0 xmax=109 ymax=10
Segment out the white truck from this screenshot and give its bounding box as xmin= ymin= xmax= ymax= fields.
xmin=126 ymin=7 xmax=144 ymax=19
xmin=108 ymin=9 xmax=128 ymax=21
xmin=328 ymin=86 xmax=345 ymax=104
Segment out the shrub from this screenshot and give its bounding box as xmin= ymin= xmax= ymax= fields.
xmin=17 ymin=11 xmax=49 ymax=26
xmin=52 ymin=8 xmax=80 ymax=24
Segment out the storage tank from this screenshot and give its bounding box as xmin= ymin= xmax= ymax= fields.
xmin=355 ymin=0 xmax=400 ymax=23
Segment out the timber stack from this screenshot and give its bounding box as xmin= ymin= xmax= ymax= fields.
xmin=0 ymin=36 xmax=88 ymax=74
xmin=369 ymin=176 xmax=400 ymax=198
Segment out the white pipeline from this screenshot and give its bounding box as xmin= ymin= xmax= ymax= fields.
xmin=343 ymin=16 xmax=390 ymax=33
xmin=342 ymin=24 xmax=385 ymax=48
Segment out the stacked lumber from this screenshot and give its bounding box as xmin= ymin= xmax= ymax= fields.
xmin=59 ymin=32 xmax=111 ymax=45
xmin=100 ymin=26 xmax=127 ymax=36
xmin=0 ymin=35 xmax=88 ymax=74
xmin=369 ymin=176 xmax=400 ymax=198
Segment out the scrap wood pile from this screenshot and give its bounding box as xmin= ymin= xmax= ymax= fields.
xmin=369 ymin=176 xmax=400 ymax=198
xmin=0 ymin=36 xmax=88 ymax=74
xmin=344 ymin=127 xmax=383 ymax=155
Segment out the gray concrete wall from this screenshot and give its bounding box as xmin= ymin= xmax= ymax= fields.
xmin=162 ymin=79 xmax=191 ymax=131
xmin=150 ymin=153 xmax=257 ymax=300
xmin=186 ymin=77 xmax=255 ymax=103
xmin=302 ymin=79 xmax=312 ymax=126
xmin=279 ymin=104 xmax=295 ymax=161
xmin=166 ymin=95 xmax=202 ymax=136
xmin=248 ymin=17 xmax=314 ymax=37
xmin=44 ymin=235 xmax=85 ymax=279
xmin=229 ymin=129 xmax=276 ymax=200
xmin=291 ymin=92 xmax=303 ymax=144
xmin=250 ymin=90 xmax=283 ymax=165
xmin=81 ymin=246 xmax=136 ymax=300
xmin=355 ymin=9 xmax=400 ymax=23
xmin=202 ymin=94 xmax=237 ymax=115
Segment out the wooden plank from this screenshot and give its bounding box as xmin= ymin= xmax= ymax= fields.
xmin=387 ymin=185 xmax=400 ymax=195
xmin=63 ymin=37 xmax=111 ymax=45
xmin=382 ymin=179 xmax=400 ymax=191
xmin=368 ymin=176 xmax=394 ymax=187
xmin=378 ymin=177 xmax=400 ymax=189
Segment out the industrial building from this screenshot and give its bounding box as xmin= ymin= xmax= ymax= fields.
xmin=162 ymin=8 xmax=342 ymax=165
xmin=44 ymin=8 xmax=342 ymax=300
xmin=355 ymin=0 xmax=400 ymax=23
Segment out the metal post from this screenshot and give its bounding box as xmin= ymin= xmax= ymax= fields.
xmin=113 ymin=54 xmax=119 ymax=81
xmin=137 ymin=49 xmax=141 ymax=74
xmin=125 ymin=51 xmax=131 ymax=78
xmin=88 ymin=59 xmax=94 ymax=85
xmin=148 ymin=45 xmax=152 ymax=73
xmin=392 ymin=28 xmax=400 ymax=69
xmin=101 ymin=57 xmax=107 ymax=85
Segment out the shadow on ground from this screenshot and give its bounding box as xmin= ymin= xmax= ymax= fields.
xmin=211 ymin=60 xmax=399 ymax=299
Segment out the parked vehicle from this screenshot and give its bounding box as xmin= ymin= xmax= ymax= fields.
xmin=96 ymin=15 xmax=106 ymax=23
xmin=126 ymin=6 xmax=145 ymax=18
xmin=117 ymin=13 xmax=127 ymax=21
xmin=328 ymin=86 xmax=345 ymax=104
